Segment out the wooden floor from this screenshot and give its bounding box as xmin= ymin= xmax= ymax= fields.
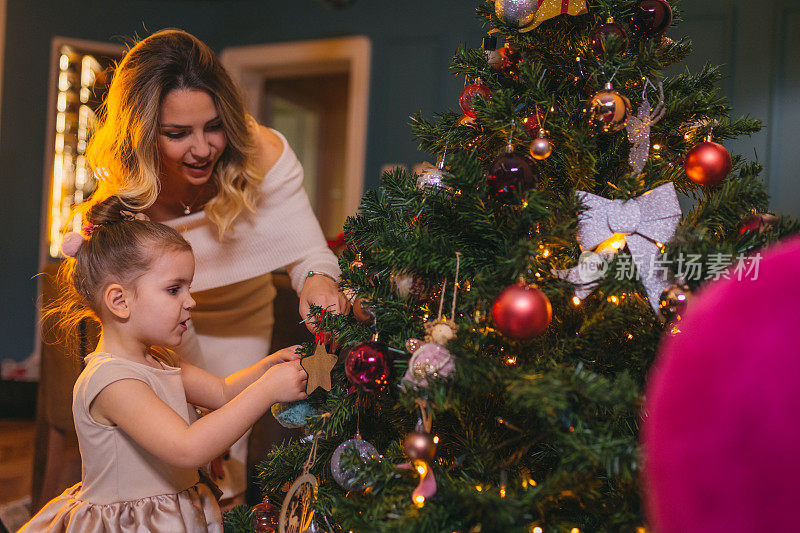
xmin=0 ymin=420 xmax=35 ymax=530
xmin=0 ymin=420 xmax=35 ymax=505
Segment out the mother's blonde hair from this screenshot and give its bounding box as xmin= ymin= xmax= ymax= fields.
xmin=84 ymin=29 xmax=261 ymax=237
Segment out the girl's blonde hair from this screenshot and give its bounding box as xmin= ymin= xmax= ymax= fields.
xmin=45 ymin=196 xmax=191 ymax=363
xmin=84 ymin=29 xmax=261 ymax=237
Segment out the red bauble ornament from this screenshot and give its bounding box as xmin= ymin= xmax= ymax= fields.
xmin=492 ymin=282 xmax=552 ymax=339
xmin=497 ymin=46 xmax=522 ymax=78
xmin=522 ymin=113 xmax=543 ymax=136
xmin=684 ymin=141 xmax=731 ymax=186
xmin=487 ymin=151 xmax=538 ymax=200
xmin=591 ymin=18 xmax=629 ymax=58
xmin=345 ymin=340 xmax=391 ymax=391
xmin=459 ymin=81 xmax=491 ymax=118
xmin=251 ymin=501 xmax=280 ymax=533
xmin=630 ymin=0 xmax=673 ymax=37
xmin=739 ymin=213 xmax=778 ymax=235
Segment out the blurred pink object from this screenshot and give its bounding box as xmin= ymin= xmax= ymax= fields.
xmin=61 ymin=232 xmax=85 ymax=257
xmin=643 ymin=235 xmax=800 ymax=533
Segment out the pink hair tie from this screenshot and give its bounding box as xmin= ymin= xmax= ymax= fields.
xmin=81 ymin=223 xmax=100 ymax=236
xmin=61 ymin=232 xmax=85 ymax=258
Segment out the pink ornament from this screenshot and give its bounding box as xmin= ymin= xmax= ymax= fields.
xmin=412 ymin=464 xmax=437 ymax=505
xmin=345 ymin=340 xmax=391 ymax=392
xmin=402 ymin=342 xmax=455 ymax=388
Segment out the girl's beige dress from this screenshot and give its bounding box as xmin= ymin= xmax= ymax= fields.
xmin=19 ymin=352 xmax=222 ymax=532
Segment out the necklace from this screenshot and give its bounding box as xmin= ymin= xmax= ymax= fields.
xmin=178 ymin=187 xmax=206 ymax=215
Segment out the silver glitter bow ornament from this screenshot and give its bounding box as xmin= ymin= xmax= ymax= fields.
xmin=556 ymin=183 xmax=682 ymax=314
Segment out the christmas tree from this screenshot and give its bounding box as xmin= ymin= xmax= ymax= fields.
xmin=227 ymin=1 xmax=799 ymax=532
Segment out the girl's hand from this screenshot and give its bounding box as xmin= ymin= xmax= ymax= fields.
xmin=299 ymin=274 xmax=351 ymax=333
xmin=263 ymin=345 xmax=302 ymax=370
xmin=261 ymin=360 xmax=308 ymax=403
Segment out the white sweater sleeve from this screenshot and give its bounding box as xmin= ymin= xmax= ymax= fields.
xmin=258 ymin=136 xmax=341 ymax=293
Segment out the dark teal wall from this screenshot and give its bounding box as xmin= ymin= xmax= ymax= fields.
xmin=2 ymin=0 xmax=798 ymax=363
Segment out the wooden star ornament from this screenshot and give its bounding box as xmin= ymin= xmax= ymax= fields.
xmin=301 ymin=342 xmax=338 ymax=394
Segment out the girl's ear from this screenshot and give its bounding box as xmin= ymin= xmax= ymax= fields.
xmin=104 ymin=283 xmax=130 ymax=319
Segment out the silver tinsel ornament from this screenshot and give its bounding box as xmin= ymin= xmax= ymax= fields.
xmin=416 ymin=152 xmax=452 ymax=191
xmin=495 ymin=0 xmax=537 ymax=28
xmin=416 ymin=166 xmax=449 ymax=190
xmin=330 ymin=436 xmax=379 ymax=490
xmin=626 ymin=80 xmax=665 ymax=174
xmin=417 ymin=149 xmax=451 ymax=191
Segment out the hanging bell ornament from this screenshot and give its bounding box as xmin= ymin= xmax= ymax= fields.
xmin=487 ymin=144 xmax=538 ymax=200
xmin=658 ymin=282 xmax=691 ymax=323
xmin=630 ymin=0 xmax=673 ymax=37
xmin=498 ymin=45 xmax=523 ymax=78
xmin=588 ymin=82 xmax=631 ymax=132
xmin=529 ymin=129 xmax=553 ymax=160
xmin=590 ymin=17 xmax=629 ymax=58
xmin=684 ymin=136 xmax=731 ymax=186
xmin=495 ymin=0 xmax=538 ymax=28
xmin=459 ymin=80 xmax=491 ymax=118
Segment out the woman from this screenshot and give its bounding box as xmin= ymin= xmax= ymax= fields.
xmin=83 ymin=29 xmax=349 ymax=506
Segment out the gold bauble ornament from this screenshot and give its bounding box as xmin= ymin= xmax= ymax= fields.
xmin=529 ymin=130 xmax=553 ymax=160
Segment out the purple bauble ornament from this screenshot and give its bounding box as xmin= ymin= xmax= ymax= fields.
xmin=630 ymin=0 xmax=673 ymax=37
xmin=330 ymin=436 xmax=379 ymax=489
xmin=402 ymin=342 xmax=455 ymax=388
xmin=487 ymin=151 xmax=538 ymax=200
xmin=345 ymin=341 xmax=391 ymax=391
xmin=590 ymin=18 xmax=629 ymax=58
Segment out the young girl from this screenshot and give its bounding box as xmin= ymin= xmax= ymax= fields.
xmin=21 ymin=196 xmax=308 ymax=532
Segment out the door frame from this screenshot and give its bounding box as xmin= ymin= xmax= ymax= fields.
xmin=221 ymin=35 xmax=371 ymax=223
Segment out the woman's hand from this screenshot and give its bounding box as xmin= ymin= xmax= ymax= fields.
xmin=298 ymin=274 xmax=351 ymax=333
xmin=263 ymin=345 xmax=302 ymax=370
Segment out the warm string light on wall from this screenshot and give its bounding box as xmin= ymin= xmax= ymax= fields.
xmin=48 ymin=46 xmax=107 ymax=258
